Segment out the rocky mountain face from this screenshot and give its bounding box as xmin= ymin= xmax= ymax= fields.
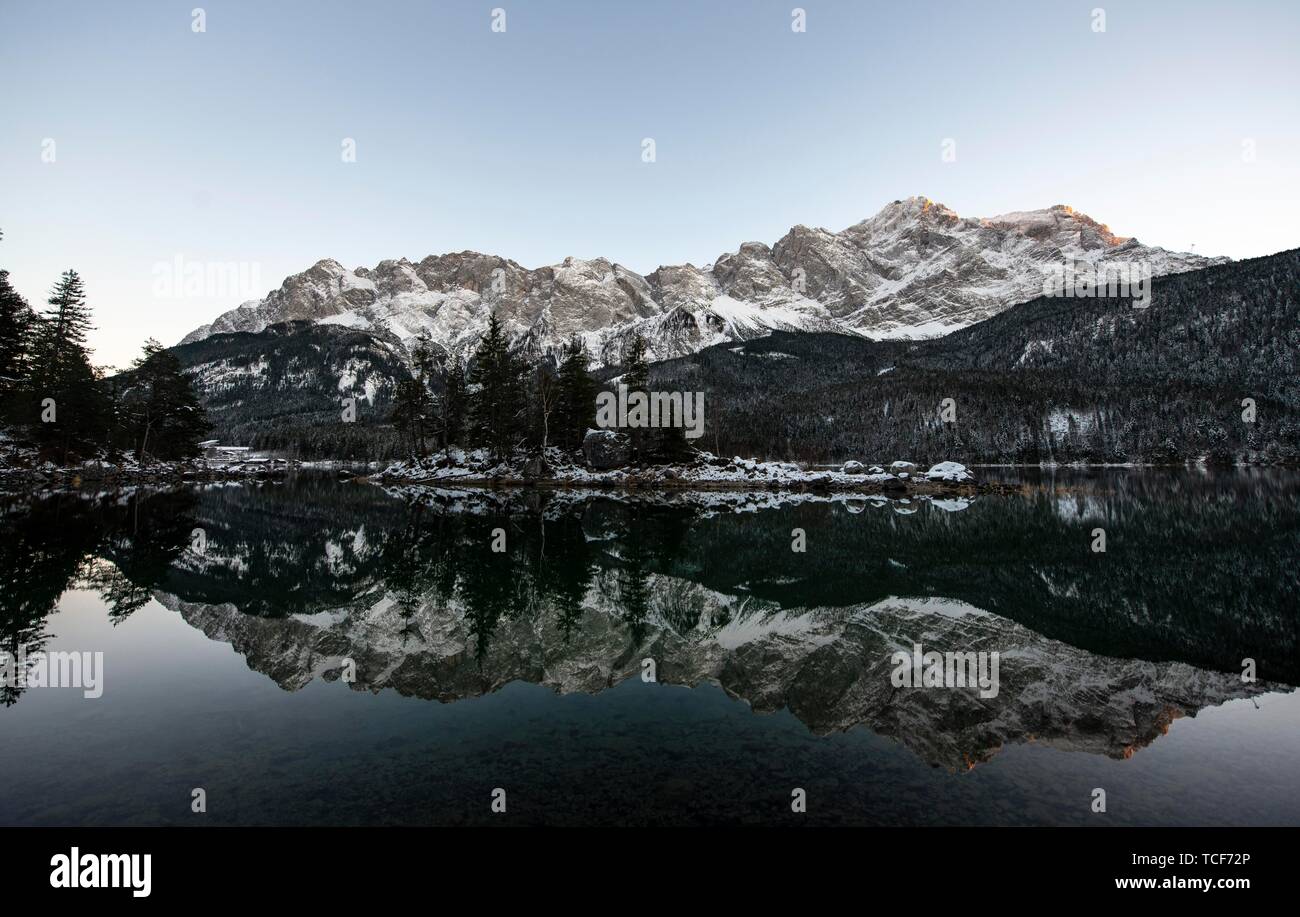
xmin=179 ymin=197 xmax=1224 ymax=366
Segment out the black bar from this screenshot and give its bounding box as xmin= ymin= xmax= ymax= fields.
xmin=4 ymin=826 xmax=1284 ymax=902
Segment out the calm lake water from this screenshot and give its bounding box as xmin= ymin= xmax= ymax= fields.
xmin=1 ymin=470 xmax=1297 ymax=826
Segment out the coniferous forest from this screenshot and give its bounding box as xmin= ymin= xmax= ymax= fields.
xmin=0 ymin=230 xmax=211 ymax=464
xmin=386 ymin=315 xmax=687 ymax=465
xmin=169 ymin=310 xmax=677 ymax=464
xmin=651 ymin=250 xmax=1300 ymax=465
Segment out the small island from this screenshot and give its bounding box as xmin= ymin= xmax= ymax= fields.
xmin=371 ymin=437 xmax=1012 ymax=496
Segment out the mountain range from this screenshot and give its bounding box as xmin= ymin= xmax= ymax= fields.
xmin=170 ymin=241 xmax=1297 ymax=462
xmin=652 ymin=249 xmax=1300 ymax=464
xmin=179 ymin=196 xmax=1223 ymax=366
xmin=167 ymin=198 xmax=1300 ymax=464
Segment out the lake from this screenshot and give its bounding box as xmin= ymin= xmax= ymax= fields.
xmin=1 ymin=469 xmax=1297 ymax=826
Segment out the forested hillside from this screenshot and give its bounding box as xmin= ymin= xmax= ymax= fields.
xmin=651 ymin=249 xmax=1300 ymax=465
xmin=171 ymin=321 xmax=409 ymax=460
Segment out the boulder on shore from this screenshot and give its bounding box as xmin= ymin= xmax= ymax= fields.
xmin=925 ymin=461 xmax=975 ymax=483
xmin=523 ymin=455 xmax=553 ymax=479
xmin=582 ymin=429 xmax=631 ymax=470
xmin=842 ymin=460 xmax=865 ymax=474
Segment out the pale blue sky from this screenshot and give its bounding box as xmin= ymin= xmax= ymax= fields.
xmin=2 ymin=0 xmax=1297 ymax=368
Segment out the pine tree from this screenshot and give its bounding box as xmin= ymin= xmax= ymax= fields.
xmin=439 ymin=355 xmax=468 ymax=448
xmin=390 ymin=378 xmax=434 ymax=457
xmin=649 ymin=413 xmax=694 ymax=464
xmin=391 ymin=337 xmax=436 ymax=456
xmin=622 ymin=333 xmax=649 ymax=392
xmin=553 ymin=336 xmax=598 ymax=451
xmin=621 ymin=333 xmax=650 ymax=462
xmin=0 ymin=268 xmax=35 ymax=410
xmin=25 ymin=270 xmax=107 ymax=454
xmin=31 ymin=270 xmax=91 ymax=372
xmin=467 ymin=314 xmax=527 ymax=460
xmin=624 ymin=331 xmax=693 ymax=465
xmin=119 ymin=339 xmax=212 ymax=461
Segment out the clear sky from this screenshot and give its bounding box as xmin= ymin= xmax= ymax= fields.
xmin=2 ymin=0 xmax=1297 ymax=369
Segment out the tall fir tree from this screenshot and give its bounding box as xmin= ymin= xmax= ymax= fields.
xmin=553 ymin=336 xmax=598 ymax=451
xmin=612 ymin=334 xmax=690 ymax=464
xmin=119 ymin=339 xmax=212 ymax=461
xmin=26 ymin=270 xmax=107 ymax=455
xmin=0 ymin=271 xmax=35 ymax=412
xmin=622 ymin=333 xmax=649 ymax=391
xmin=0 ymin=228 xmax=35 ymax=412
xmin=390 ymin=336 xmax=436 ymax=456
xmin=649 ymin=411 xmax=695 ymax=464
xmin=621 ymin=333 xmax=650 ymax=462
xmin=467 ymin=314 xmax=527 ymax=460
xmin=439 ymin=355 xmax=468 ymax=448
xmin=390 ymin=377 xmax=434 ymax=456
xmin=31 ymin=270 xmax=91 ymax=371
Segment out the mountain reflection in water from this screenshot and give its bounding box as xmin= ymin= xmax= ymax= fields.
xmin=1 ymin=470 xmax=1297 ymax=825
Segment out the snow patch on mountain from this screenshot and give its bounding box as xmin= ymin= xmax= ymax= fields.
xmin=180 ymin=197 xmax=1226 ymax=367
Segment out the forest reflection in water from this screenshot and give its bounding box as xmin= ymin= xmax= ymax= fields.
xmin=0 ymin=469 xmax=1297 ymax=825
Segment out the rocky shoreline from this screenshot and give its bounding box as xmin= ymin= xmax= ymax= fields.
xmin=5 ymin=446 xmax=1283 ymax=497
xmin=368 ymin=448 xmax=1025 ymax=496
xmin=0 ymin=456 xmax=299 ymax=488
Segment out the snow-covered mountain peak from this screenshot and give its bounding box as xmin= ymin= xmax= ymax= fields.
xmin=982 ymin=204 xmax=1130 ymax=248
xmin=180 ymin=197 xmax=1227 ymax=365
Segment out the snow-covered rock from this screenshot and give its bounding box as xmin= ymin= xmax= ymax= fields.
xmin=842 ymin=460 xmax=865 ymax=474
xmin=889 ymin=461 xmax=917 ymax=474
xmin=925 ymin=461 xmax=975 ymax=482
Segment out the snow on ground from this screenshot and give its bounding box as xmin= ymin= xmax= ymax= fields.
xmin=865 ymin=319 xmax=963 ymax=340
xmin=706 ymin=294 xmax=832 ymax=336
xmin=924 ymin=461 xmax=975 ymax=482
xmin=730 ymin=346 xmax=797 ymax=360
xmin=376 ymin=447 xmax=982 ymax=495
xmin=1047 ymin=408 xmax=1097 ymax=437
xmin=318 ymin=310 xmax=371 ymax=330
xmin=0 ymin=438 xmax=298 ymax=484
